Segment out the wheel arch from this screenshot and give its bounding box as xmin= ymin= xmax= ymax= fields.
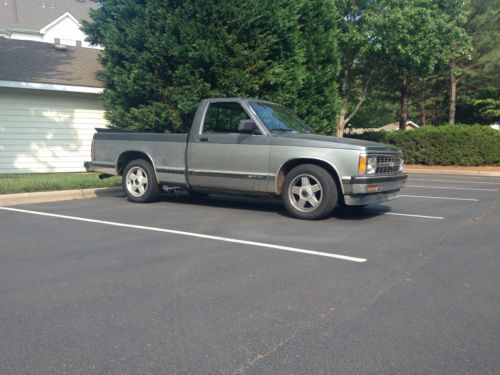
xmin=275 ymin=158 xmax=344 ymax=196
xmin=116 ymin=150 xmax=159 ymax=183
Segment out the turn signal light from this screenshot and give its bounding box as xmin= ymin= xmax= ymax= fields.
xmin=358 ymin=155 xmax=366 ymax=174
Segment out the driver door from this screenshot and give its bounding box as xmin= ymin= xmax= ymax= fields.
xmin=187 ymin=101 xmax=271 ymax=192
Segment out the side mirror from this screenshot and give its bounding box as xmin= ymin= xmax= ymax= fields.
xmin=237 ymin=119 xmax=259 ymax=134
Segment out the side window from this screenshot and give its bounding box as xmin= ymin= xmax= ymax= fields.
xmin=203 ymin=102 xmax=251 ymax=133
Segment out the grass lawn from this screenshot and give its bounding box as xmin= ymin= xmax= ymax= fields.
xmin=0 ymin=173 xmax=121 ymax=195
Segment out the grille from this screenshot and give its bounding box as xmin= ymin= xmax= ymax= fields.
xmin=374 ymin=154 xmax=401 ymax=174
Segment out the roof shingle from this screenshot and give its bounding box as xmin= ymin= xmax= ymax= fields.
xmin=0 ymin=38 xmax=102 ymax=88
xmin=0 ymin=0 xmax=95 ymax=30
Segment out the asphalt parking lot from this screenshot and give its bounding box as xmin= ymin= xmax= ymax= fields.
xmin=0 ymin=172 xmax=499 ymax=374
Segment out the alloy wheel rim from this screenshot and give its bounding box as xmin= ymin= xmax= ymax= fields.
xmin=126 ymin=166 xmax=148 ymax=197
xmin=288 ymin=174 xmax=323 ymax=212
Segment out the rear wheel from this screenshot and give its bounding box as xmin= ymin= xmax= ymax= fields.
xmin=282 ymin=164 xmax=337 ymax=220
xmin=123 ymin=159 xmax=160 ymax=203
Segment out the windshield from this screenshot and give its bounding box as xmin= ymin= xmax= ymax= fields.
xmin=249 ymin=101 xmax=314 ymax=134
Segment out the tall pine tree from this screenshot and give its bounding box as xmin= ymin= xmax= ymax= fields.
xmin=82 ymin=0 xmax=340 ymax=134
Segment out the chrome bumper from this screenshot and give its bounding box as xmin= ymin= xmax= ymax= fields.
xmin=342 ymin=173 xmax=407 ymax=206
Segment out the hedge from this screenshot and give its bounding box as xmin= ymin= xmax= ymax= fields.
xmin=346 ymin=125 xmax=500 ymax=166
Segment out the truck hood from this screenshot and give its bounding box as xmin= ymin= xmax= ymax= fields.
xmin=270 ymin=133 xmax=401 ymax=153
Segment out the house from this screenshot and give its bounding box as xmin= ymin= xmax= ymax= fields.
xmin=347 ymin=121 xmax=419 ymax=135
xmin=0 ymin=0 xmax=98 ymax=48
xmin=0 ymin=38 xmax=107 ymax=173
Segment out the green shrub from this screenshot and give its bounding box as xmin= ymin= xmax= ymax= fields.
xmin=346 ymin=125 xmax=500 ymax=166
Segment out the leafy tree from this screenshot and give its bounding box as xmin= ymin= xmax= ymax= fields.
xmin=366 ymin=0 xmax=470 ymax=129
xmin=339 ymin=0 xmax=498 ymax=130
xmin=453 ymin=0 xmax=500 ymax=124
xmin=349 ymin=85 xmax=400 ymax=129
xmin=335 ymin=0 xmax=384 ymax=137
xmin=82 ymin=0 xmax=340 ymax=134
xmin=296 ymin=0 xmax=340 ymax=134
xmin=444 ymin=0 xmax=500 ymax=124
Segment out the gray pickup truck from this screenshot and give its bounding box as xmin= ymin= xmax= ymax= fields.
xmin=85 ymin=98 xmax=407 ymax=219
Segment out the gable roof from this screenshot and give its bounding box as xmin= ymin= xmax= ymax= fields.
xmin=0 ymin=0 xmax=95 ymax=31
xmin=40 ymin=12 xmax=81 ymax=33
xmin=0 ymin=38 xmax=102 ymax=88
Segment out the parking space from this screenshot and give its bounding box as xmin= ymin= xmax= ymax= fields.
xmin=0 ymin=172 xmax=499 ymax=373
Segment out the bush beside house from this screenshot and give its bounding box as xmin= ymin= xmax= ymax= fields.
xmin=347 ymin=125 xmax=500 ymax=166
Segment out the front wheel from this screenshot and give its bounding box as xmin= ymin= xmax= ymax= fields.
xmin=123 ymin=159 xmax=160 ymax=203
xmin=282 ymin=164 xmax=337 ymax=220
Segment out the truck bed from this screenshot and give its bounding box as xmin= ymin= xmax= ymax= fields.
xmin=92 ymin=131 xmax=189 ymax=185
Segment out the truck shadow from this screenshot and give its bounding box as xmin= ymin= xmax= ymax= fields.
xmin=155 ymin=192 xmax=387 ymax=221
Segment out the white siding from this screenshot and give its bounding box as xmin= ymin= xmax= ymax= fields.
xmin=9 ymin=32 xmax=44 ymax=42
xmin=0 ymin=88 xmax=108 ymax=173
xmin=42 ymin=14 xmax=93 ymax=48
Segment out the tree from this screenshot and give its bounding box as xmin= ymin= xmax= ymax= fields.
xmin=448 ymin=0 xmax=499 ymax=124
xmin=296 ymin=0 xmax=340 ymax=134
xmin=82 ymin=0 xmax=340 ymax=134
xmin=335 ymin=0 xmax=381 ymax=137
xmin=366 ymin=0 xmax=468 ymax=129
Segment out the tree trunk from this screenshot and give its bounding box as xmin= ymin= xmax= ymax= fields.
xmin=336 ymin=102 xmax=347 ymax=137
xmin=399 ymin=76 xmax=409 ymax=130
xmin=449 ymin=62 xmax=457 ymax=125
xmin=336 ymin=68 xmax=349 ymax=138
xmin=420 ymin=89 xmax=427 ymax=125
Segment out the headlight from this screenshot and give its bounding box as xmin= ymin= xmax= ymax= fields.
xmin=366 ymin=156 xmax=377 ymax=175
xmin=399 ymin=157 xmax=404 ymax=172
xmin=358 ymin=154 xmax=377 ymax=175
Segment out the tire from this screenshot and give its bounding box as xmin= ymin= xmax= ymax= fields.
xmin=282 ymin=164 xmax=338 ymax=220
xmin=122 ymin=159 xmax=160 ymax=203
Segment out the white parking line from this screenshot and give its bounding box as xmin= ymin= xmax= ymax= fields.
xmin=410 ymin=178 xmax=500 ymax=185
xmin=0 ymin=206 xmax=366 ymax=263
xmin=400 ymin=194 xmax=478 ymax=202
xmin=406 ymin=185 xmax=498 ymax=192
xmin=377 ymin=212 xmax=444 ymax=220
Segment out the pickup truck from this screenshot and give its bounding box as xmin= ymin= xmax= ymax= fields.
xmin=85 ymin=98 xmax=407 ymax=220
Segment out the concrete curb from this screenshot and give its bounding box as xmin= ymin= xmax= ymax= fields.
xmin=405 ymin=168 xmax=500 ymax=177
xmin=0 ymin=187 xmax=123 ymax=206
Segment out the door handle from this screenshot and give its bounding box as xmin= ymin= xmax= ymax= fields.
xmin=199 ymin=137 xmax=209 ymax=142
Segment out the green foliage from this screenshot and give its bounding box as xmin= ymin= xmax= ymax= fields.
xmin=334 ymin=0 xmax=385 ymax=134
xmin=329 ymin=0 xmax=476 ymax=132
xmin=347 ymin=126 xmax=500 ymax=166
xmin=367 ymin=0 xmax=466 ymax=78
xmin=296 ymin=0 xmax=340 ymax=134
xmin=82 ymin=0 xmax=339 ymax=134
xmin=468 ymin=98 xmax=500 ymax=122
xmin=351 ymin=0 xmax=499 ymax=127
xmin=454 ymin=0 xmax=500 ymax=124
xmin=349 ymin=88 xmax=400 ymax=128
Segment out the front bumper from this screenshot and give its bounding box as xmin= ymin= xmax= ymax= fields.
xmin=342 ymin=173 xmax=408 ymax=206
